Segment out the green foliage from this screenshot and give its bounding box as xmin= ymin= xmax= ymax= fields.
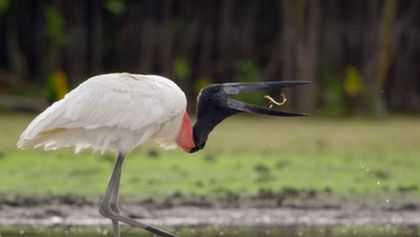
xmin=43 ymin=6 xmax=67 ymax=45
xmin=234 ymin=59 xmax=260 ymax=83
xmin=321 ymin=77 xmax=344 ymax=116
xmin=104 ymin=0 xmax=126 ymax=16
xmin=0 ymin=0 xmax=9 ymax=15
xmin=344 ymin=65 xmax=364 ymax=97
xmin=173 ymin=56 xmax=190 ymax=81
xmin=47 ymin=70 xmax=70 ymax=101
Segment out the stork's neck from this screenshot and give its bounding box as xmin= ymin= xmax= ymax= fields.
xmin=177 ymin=109 xmax=237 ymax=153
xmin=176 ymin=112 xmax=216 ymax=153
xmin=176 ymin=113 xmax=195 ymax=153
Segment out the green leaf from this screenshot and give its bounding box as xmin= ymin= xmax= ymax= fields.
xmin=344 ymin=65 xmax=363 ymax=97
xmin=105 ymin=0 xmax=126 ymax=16
xmin=234 ymin=59 xmax=260 ymax=83
xmin=44 ymin=6 xmax=67 ymax=44
xmin=0 ymin=0 xmax=9 ymax=15
xmin=173 ymin=56 xmax=190 ymax=81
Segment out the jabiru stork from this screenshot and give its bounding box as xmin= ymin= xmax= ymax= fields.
xmin=17 ymin=73 xmax=308 ymax=237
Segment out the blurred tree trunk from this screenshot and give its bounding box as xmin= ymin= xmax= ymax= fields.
xmin=374 ymin=0 xmax=397 ymax=116
xmin=198 ymin=23 xmax=214 ymax=76
xmin=180 ymin=2 xmax=217 ymax=92
xmin=276 ymin=0 xmax=319 ymax=113
xmin=32 ymin=1 xmax=47 ymax=85
xmin=376 ymin=0 xmax=397 ymax=88
xmin=239 ymin=1 xmax=259 ymax=56
xmin=87 ymin=0 xmax=104 ymax=76
xmin=63 ymin=0 xmax=87 ymax=86
xmin=217 ymin=0 xmax=234 ymax=80
xmin=157 ymin=0 xmax=174 ymax=78
xmin=295 ymin=0 xmax=319 ymax=112
xmin=261 ymin=1 xmax=284 ymax=82
xmin=43 ymin=1 xmax=65 ymax=86
xmin=279 ymin=0 xmax=295 ymax=83
xmin=138 ymin=2 xmax=158 ymax=73
xmin=138 ymin=21 xmax=157 ymax=73
xmin=388 ymin=1 xmax=420 ymax=112
xmin=363 ymin=0 xmax=398 ymax=117
xmin=6 ymin=1 xmax=28 ymax=85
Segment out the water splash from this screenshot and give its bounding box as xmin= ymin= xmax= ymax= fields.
xmin=360 ymin=162 xmax=390 ymax=205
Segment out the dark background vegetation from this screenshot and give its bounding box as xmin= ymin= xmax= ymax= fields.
xmin=0 ymin=0 xmax=419 ymax=116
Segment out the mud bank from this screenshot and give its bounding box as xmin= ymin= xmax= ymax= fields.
xmin=1 ymin=204 xmax=419 ymax=227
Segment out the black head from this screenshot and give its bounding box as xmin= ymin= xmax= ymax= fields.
xmin=190 ymin=81 xmax=310 ymax=153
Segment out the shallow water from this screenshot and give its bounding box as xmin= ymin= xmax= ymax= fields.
xmin=1 ymin=225 xmax=419 ymax=237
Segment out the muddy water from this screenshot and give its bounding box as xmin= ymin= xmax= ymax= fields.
xmin=1 ymin=225 xmax=419 ymax=237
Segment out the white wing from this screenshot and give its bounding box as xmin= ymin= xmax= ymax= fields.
xmin=17 ymin=73 xmax=187 ymax=153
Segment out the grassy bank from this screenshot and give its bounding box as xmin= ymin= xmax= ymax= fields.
xmin=0 ymin=113 xmax=419 ymax=201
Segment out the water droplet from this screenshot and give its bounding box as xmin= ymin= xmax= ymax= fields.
xmin=298 ymin=231 xmax=303 ymax=236
xmin=19 ymin=230 xmax=25 ymax=235
xmin=377 ymin=181 xmax=381 ymax=185
xmin=386 ymin=199 xmax=390 ymax=203
xmin=366 ymin=168 xmax=370 ymax=172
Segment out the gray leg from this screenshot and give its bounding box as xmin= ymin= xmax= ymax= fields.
xmin=99 ymin=152 xmax=124 ymax=237
xmin=99 ymin=152 xmax=178 ymax=237
xmin=110 ymin=164 xmax=122 ymax=237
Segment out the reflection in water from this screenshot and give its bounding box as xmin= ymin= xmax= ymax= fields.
xmin=1 ymin=225 xmax=419 ymax=237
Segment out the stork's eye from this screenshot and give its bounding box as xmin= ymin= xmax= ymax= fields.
xmin=213 ymin=87 xmax=219 ymax=92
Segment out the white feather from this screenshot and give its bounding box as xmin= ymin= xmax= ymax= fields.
xmin=17 ymin=73 xmax=187 ymax=154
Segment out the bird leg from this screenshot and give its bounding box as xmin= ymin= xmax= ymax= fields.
xmin=99 ymin=152 xmax=124 ymax=237
xmin=99 ymin=152 xmax=178 ymax=237
xmin=110 ymin=156 xmax=122 ymax=237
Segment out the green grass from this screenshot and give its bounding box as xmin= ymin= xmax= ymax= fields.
xmin=1 ymin=225 xmax=419 ymax=237
xmin=0 ymin=113 xmax=419 ymax=201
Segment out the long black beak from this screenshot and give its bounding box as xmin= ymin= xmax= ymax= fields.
xmin=222 ymin=81 xmax=310 ymax=116
xmin=191 ymin=80 xmax=310 ymax=153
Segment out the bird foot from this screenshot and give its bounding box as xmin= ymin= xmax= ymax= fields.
xmin=99 ymin=204 xmax=178 ymax=237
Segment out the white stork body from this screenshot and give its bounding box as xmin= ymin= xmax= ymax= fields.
xmin=18 ymin=73 xmax=189 ymax=154
xmin=18 ymin=73 xmax=197 ymax=237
